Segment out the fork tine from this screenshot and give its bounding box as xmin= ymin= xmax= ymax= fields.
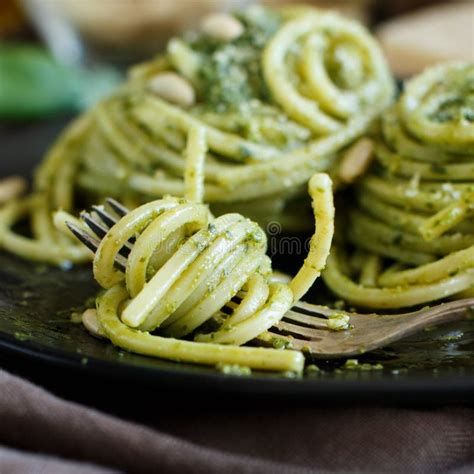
xmin=111 ymin=255 xmax=127 ymax=272
xmin=81 ymin=210 xmax=133 ymax=258
xmin=106 ymin=198 xmax=129 ymax=217
xmin=66 ymin=221 xmax=128 ymax=271
xmin=66 ymin=222 xmax=101 ymax=254
xmin=273 ymin=321 xmax=328 ymax=340
xmin=292 ymin=300 xmax=347 ymax=318
xmin=283 ymin=310 xmax=329 ymax=329
xmin=104 ymin=198 xmax=136 ymax=245
xmin=81 ymin=211 xmax=109 ymax=239
xmin=92 ymin=205 xmax=119 ymax=228
xmin=232 ymin=293 xmax=333 ymax=329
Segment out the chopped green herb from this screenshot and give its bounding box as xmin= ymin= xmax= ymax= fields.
xmin=216 ymin=363 xmax=252 ymax=376
xmin=327 ymin=312 xmax=351 ymax=331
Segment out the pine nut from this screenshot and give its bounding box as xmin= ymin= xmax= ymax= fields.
xmin=82 ymin=308 xmax=104 ymax=339
xmin=338 ymin=138 xmax=375 ymax=184
xmin=148 ymin=72 xmax=195 ymax=107
xmin=0 ymin=176 xmax=27 ymax=205
xmin=201 ymin=13 xmax=244 ymax=42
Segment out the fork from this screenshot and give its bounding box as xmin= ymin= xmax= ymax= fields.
xmin=66 ymin=198 xmax=474 ymax=359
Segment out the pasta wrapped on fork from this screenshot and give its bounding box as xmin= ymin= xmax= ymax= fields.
xmin=60 ymin=125 xmax=335 ymax=372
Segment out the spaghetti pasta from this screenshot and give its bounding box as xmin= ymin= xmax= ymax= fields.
xmin=77 ymin=125 xmax=335 ymax=372
xmin=324 ymin=62 xmax=474 ymax=308
xmin=0 ymin=5 xmax=393 ymax=266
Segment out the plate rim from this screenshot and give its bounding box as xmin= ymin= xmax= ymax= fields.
xmin=2 ymin=119 xmax=474 ymax=401
xmin=2 ymin=329 xmax=474 ymax=399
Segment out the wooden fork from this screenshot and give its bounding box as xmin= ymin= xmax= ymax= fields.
xmin=66 ymin=198 xmax=474 ymax=359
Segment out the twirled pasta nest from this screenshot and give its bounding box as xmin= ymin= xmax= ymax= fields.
xmin=324 ymin=62 xmax=474 ymax=308
xmin=0 ymin=5 xmax=394 ymax=265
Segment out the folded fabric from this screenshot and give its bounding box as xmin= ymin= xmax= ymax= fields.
xmin=0 ymin=445 xmax=116 ymax=474
xmin=0 ymin=367 xmax=473 ymax=473
xmin=0 ymin=369 xmax=309 ymax=474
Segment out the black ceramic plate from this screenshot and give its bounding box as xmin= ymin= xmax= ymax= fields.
xmin=1 ymin=118 xmax=474 ymax=400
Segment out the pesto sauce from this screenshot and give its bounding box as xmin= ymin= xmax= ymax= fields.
xmin=185 ymin=6 xmax=282 ymax=111
xmin=14 ymin=331 xmax=31 ymax=342
xmin=216 ymin=362 xmax=252 ymax=376
xmin=427 ymin=70 xmax=474 ymax=123
xmin=343 ymin=359 xmax=383 ymax=371
xmin=305 ymin=364 xmax=321 ymax=375
xmin=327 ymin=312 xmax=352 ymax=331
xmin=270 ymin=336 xmax=293 ymax=350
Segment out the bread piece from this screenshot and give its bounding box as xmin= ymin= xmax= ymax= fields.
xmin=376 ymin=1 xmax=474 ymax=77
xmin=264 ymin=0 xmax=373 ymax=24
